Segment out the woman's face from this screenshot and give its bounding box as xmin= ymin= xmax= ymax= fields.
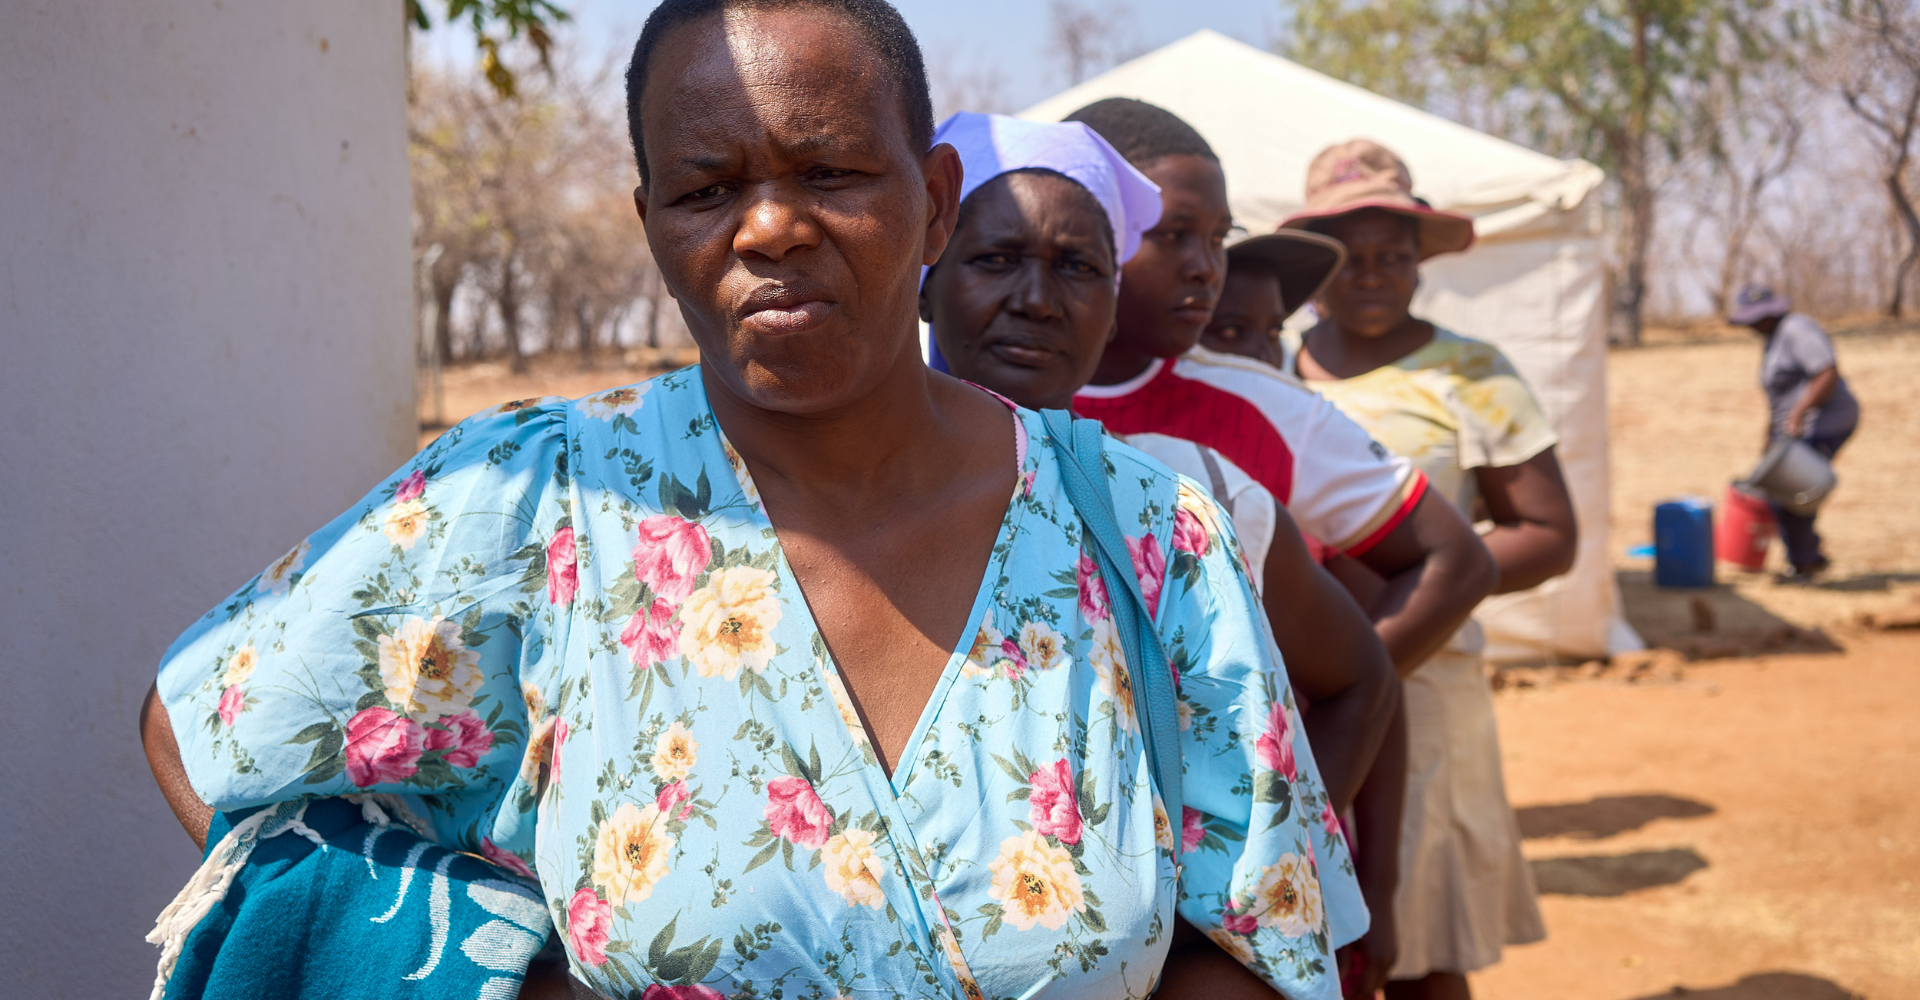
xmin=1114 ymin=154 xmax=1232 ymax=359
xmin=1316 ymin=210 xmax=1420 ymax=338
xmin=633 ymin=7 xmax=960 ymax=415
xmin=1199 ymin=265 xmax=1285 ymax=361
xmin=924 ymin=172 xmax=1118 ymax=410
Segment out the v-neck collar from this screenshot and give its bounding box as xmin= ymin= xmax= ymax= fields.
xmin=708 ymin=388 xmax=1033 ymax=798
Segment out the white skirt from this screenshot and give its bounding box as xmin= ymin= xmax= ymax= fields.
xmin=1389 ymin=649 xmax=1546 ymax=978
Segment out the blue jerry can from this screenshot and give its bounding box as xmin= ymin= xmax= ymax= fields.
xmin=1654 ymin=497 xmax=1715 ymax=588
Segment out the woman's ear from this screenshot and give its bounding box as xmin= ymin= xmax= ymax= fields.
xmin=1104 ymin=318 xmax=1119 ymax=345
xmin=918 ymin=274 xmax=934 ymax=323
xmin=921 ymin=143 xmax=963 ymax=267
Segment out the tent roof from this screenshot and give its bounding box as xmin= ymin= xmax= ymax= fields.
xmin=1018 ymin=30 xmax=1604 ymax=238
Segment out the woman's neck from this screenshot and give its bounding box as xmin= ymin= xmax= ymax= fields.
xmin=1087 ymin=342 xmax=1159 ymax=387
xmin=701 ymin=356 xmax=1010 ymax=513
xmin=1300 ymin=315 xmax=1434 ymax=380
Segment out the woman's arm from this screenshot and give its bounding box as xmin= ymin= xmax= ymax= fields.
xmin=1155 ymin=919 xmax=1285 ymax=1000
xmin=1261 ymin=505 xmax=1396 ymax=812
xmin=1342 ymin=694 xmax=1405 ymax=998
xmin=1785 ymin=366 xmax=1840 ymax=437
xmin=1354 ymin=491 xmax=1498 ymax=676
xmin=1475 ymin=448 xmax=1578 ymax=595
xmin=141 ymin=682 xmax=212 ymax=852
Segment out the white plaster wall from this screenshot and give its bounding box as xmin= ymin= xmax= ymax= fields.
xmin=0 ymin=3 xmax=413 ymax=994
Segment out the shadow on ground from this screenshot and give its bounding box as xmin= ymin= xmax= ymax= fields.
xmin=1628 ymin=971 xmax=1865 ymax=999
xmin=1616 ymin=570 xmax=1843 ymax=659
xmin=1516 ymin=794 xmax=1714 ymax=840
xmin=1530 ymin=847 xmax=1707 ymax=896
xmin=1807 ymin=571 xmax=1920 ymax=593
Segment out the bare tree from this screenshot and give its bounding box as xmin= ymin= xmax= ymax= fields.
xmin=1049 ymin=1 xmax=1137 ymax=87
xmin=1823 ymin=0 xmax=1920 ymax=316
xmin=1703 ymin=78 xmax=1807 ymax=313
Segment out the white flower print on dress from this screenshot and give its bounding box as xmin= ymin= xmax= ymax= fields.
xmin=258 ymin=540 xmax=309 ymax=595
xmin=592 ymin=802 xmax=675 ymax=905
xmin=988 ymin=830 xmax=1086 ymax=931
xmin=1018 ymin=621 xmax=1069 ymax=671
xmin=821 ymin=829 xmax=888 ymax=909
xmin=221 ymin=645 xmax=259 ymax=688
xmin=378 ymin=616 xmax=483 ymax=721
xmin=650 ymin=721 xmax=698 ymax=782
xmin=380 ymin=499 xmax=432 ymax=549
xmin=577 ymin=384 xmax=649 ymax=421
xmin=1089 ymin=619 xmax=1136 ymax=733
xmin=678 ymin=566 xmax=781 ymax=680
xmin=1248 ymin=853 xmax=1324 ymax=938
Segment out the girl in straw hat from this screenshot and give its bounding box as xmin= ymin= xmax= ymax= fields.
xmin=1281 ymin=140 xmax=1578 ymax=1000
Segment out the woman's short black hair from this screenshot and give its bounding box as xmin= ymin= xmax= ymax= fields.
xmin=624 ymin=0 xmax=934 ymax=186
xmin=1062 ymin=98 xmax=1217 ymax=168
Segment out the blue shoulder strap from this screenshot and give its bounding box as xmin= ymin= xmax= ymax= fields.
xmin=1040 ymin=409 xmax=1183 ymax=857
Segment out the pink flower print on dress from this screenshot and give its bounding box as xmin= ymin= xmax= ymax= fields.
xmin=424 ymin=710 xmax=494 ymax=768
xmin=546 ymin=526 xmax=578 ymax=605
xmin=620 ymin=598 xmax=682 ymax=669
xmin=480 ymin=837 xmax=536 ymax=879
xmin=1320 ymin=801 xmax=1347 ymax=845
xmin=640 ymin=987 xmax=726 ymax=1000
xmin=1180 ymin=806 xmax=1206 ymax=854
xmin=1172 ymin=506 xmax=1210 ymax=557
xmin=657 ymin=779 xmax=693 ymax=821
xmin=1027 ymin=758 xmax=1082 ymax=845
xmin=998 ymin=638 xmax=1029 ymax=681
xmin=1221 ymin=901 xmax=1259 ymax=935
xmin=344 ymin=706 xmax=425 ymax=787
xmin=1125 ymin=532 xmax=1165 ymax=617
xmin=551 ymin=718 xmax=568 ymax=784
xmin=1076 ymin=552 xmax=1110 ymax=622
xmin=633 ymin=515 xmax=712 ymax=603
xmin=566 ymin=887 xmax=613 ymax=967
xmin=217 ymin=685 xmax=244 ymax=727
xmin=764 ymin=776 xmax=832 ymax=850
xmin=1254 ymin=701 xmax=1297 ymax=780
xmin=394 ymin=469 xmax=427 ymax=504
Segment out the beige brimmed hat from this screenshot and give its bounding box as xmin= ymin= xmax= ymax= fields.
xmin=1280 ymin=139 xmax=1474 ymax=260
xmin=1223 ymin=229 xmax=1346 ymax=321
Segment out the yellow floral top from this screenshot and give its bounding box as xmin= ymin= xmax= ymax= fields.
xmin=1283 ymin=328 xmax=1558 ymax=519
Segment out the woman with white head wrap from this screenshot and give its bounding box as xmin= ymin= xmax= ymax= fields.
xmin=922 ymin=113 xmax=1396 ymax=996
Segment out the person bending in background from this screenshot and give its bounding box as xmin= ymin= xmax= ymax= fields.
xmin=919 ymin=110 xmax=1400 ymax=998
xmin=1281 ymin=139 xmax=1578 ymax=1000
xmin=1727 ymin=284 xmax=1859 ymax=582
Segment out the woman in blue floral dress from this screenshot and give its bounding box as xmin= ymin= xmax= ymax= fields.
xmin=141 ymin=3 xmax=1361 ymax=999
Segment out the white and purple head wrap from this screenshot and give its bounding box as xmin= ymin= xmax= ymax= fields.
xmin=923 ymin=112 xmax=1162 ymax=372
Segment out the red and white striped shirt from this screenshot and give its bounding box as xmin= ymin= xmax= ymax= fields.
xmin=1076 ymin=348 xmax=1427 ymax=556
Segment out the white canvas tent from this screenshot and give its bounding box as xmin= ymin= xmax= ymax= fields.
xmin=1022 ymin=30 xmax=1640 ymax=663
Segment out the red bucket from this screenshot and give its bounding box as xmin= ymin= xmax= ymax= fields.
xmin=1715 ymin=483 xmax=1774 ymax=570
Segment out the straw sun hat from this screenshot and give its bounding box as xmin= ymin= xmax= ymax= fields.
xmin=1280 ymin=139 xmax=1474 ymax=260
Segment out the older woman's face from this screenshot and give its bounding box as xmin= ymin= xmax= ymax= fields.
xmin=634 ymin=8 xmax=959 ymax=414
xmin=924 ymin=172 xmax=1117 ymax=411
xmin=1317 ymin=210 xmax=1420 ymax=338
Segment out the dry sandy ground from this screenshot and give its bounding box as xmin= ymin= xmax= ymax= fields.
xmin=1472 ymin=630 xmax=1920 ymax=1000
xmin=420 ymin=326 xmax=1919 ymax=998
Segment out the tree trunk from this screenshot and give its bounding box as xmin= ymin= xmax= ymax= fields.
xmin=498 ymin=252 xmax=527 ymax=374
xmin=1608 ymin=2 xmax=1653 ymax=347
xmin=1886 ymin=159 xmax=1920 ymax=318
xmin=432 ymin=270 xmax=457 ymax=364
xmin=575 ymin=298 xmax=597 ymax=369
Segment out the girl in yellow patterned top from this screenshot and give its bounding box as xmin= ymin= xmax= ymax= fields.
xmin=1278 ymin=140 xmax=1578 ymax=1000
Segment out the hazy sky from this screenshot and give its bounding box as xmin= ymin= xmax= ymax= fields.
xmin=418 ymin=0 xmax=1288 ymax=114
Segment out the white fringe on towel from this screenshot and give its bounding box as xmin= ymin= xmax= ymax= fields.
xmin=145 ymin=796 xmax=438 ymax=1000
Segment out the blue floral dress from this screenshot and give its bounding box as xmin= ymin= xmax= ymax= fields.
xmin=157 ymin=367 xmax=1364 ymax=1000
